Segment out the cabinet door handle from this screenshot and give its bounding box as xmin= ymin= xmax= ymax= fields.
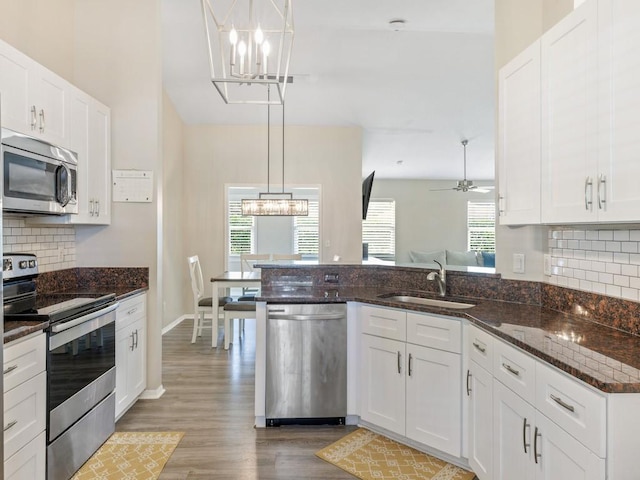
xmin=3 ymin=364 xmax=18 ymax=375
xmin=534 ymin=426 xmax=541 ymax=464
xmin=4 ymin=420 xmax=17 ymax=432
xmin=472 ymin=342 xmax=486 ymax=353
xmin=466 ymin=369 xmax=472 ymax=396
xmin=502 ymin=363 xmax=520 ymax=376
xmin=498 ymin=195 xmax=505 ymax=216
xmin=584 ymin=176 xmax=593 ymax=211
xmin=598 ymin=174 xmax=606 ymax=210
xmin=523 ymin=417 xmax=530 ymax=453
xmin=39 ymin=109 xmax=45 ymax=133
xmin=408 ymin=353 xmax=413 ymax=377
xmin=550 ymin=394 xmax=575 ymax=413
xmin=130 ymin=332 xmax=135 ymax=351
xmin=134 ymin=329 xmax=139 ymax=349
xmin=30 ymin=105 xmax=37 ymax=130
xmin=96 ymin=199 xmax=100 ymax=216
xmin=89 ymin=199 xmax=94 ymax=216
xmin=397 ymin=351 xmax=401 ymax=374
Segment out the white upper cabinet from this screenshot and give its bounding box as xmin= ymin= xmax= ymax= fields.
xmin=0 ymin=40 xmax=69 ymax=147
xmin=596 ymin=0 xmax=640 ymax=222
xmin=498 ymin=40 xmax=541 ymax=225
xmin=541 ymin=0 xmax=599 ymax=223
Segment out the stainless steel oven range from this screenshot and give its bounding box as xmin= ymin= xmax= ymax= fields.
xmin=3 ymin=253 xmax=118 ymax=480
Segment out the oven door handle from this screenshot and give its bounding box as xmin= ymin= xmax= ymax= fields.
xmin=50 ymin=302 xmax=119 ymax=333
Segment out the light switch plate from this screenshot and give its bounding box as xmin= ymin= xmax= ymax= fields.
xmin=513 ymin=253 xmax=525 ymax=274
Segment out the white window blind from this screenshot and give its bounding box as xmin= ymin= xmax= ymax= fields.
xmin=468 ymin=201 xmax=496 ymax=252
xmin=293 ymin=200 xmax=319 ymax=257
xmin=228 ymin=200 xmax=254 ymax=254
xmin=363 ymin=200 xmax=396 ymax=260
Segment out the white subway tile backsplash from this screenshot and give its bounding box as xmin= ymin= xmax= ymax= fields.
xmin=2 ymin=218 xmax=76 ymax=272
xmin=599 ymin=230 xmax=614 ymax=241
xmin=550 ymin=227 xmax=640 ymax=303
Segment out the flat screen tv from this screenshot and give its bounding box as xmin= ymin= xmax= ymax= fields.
xmin=362 ymin=171 xmax=375 ymax=220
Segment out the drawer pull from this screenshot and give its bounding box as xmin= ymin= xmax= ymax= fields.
xmin=503 ymin=363 xmax=520 ymax=376
xmin=127 ymin=307 xmax=138 ymax=315
xmin=4 ymin=420 xmax=17 ymax=432
xmin=3 ymin=364 xmax=18 ymax=375
xmin=523 ymin=417 xmax=530 ymax=453
xmin=472 ymin=342 xmax=486 ymax=353
xmin=550 ymin=394 xmax=575 ymax=413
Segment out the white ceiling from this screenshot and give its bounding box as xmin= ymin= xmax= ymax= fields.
xmin=162 ymin=0 xmax=495 ymax=181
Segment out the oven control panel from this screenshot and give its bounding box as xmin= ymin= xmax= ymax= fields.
xmin=3 ymin=253 xmax=38 ymax=280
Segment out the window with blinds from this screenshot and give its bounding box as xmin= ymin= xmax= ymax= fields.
xmin=228 ymin=200 xmax=254 ymax=254
xmin=362 ymin=200 xmax=396 ymax=260
xmin=468 ymin=201 xmax=496 ymax=252
xmin=293 ymin=201 xmax=319 ymax=257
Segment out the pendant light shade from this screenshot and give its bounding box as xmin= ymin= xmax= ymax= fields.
xmin=200 ymin=0 xmax=294 ymax=105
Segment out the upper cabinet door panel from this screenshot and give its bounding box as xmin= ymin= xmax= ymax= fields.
xmin=597 ymin=0 xmax=640 ymax=222
xmin=498 ymin=40 xmax=541 ymax=225
xmin=541 ymin=0 xmax=599 ymax=224
xmin=31 ymin=65 xmax=68 ymax=147
xmin=0 ymin=42 xmax=34 ymax=134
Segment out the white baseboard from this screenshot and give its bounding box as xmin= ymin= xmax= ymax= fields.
xmin=140 ymin=385 xmax=166 ymax=400
xmin=163 ymin=313 xmax=216 ymax=335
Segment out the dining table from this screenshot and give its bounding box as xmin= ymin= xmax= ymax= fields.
xmin=210 ymin=271 xmax=261 ymax=304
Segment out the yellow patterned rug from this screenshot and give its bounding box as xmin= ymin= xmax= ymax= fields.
xmin=316 ymin=428 xmax=476 ymax=480
xmin=72 ymin=431 xmax=184 ymax=480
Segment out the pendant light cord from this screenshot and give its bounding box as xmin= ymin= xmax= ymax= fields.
xmin=282 ymin=100 xmax=285 ymax=193
xmin=267 ymin=86 xmax=271 ymax=193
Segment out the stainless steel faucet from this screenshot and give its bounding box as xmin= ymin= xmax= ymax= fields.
xmin=427 ymin=260 xmax=447 ymax=297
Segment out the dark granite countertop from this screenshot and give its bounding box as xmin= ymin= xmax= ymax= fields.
xmin=258 ymin=286 xmax=640 ymax=394
xmin=3 ymin=286 xmax=148 ymax=345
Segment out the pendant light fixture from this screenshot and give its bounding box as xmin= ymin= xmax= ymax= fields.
xmin=200 ymin=0 xmax=294 ymax=105
xmin=241 ymin=88 xmax=308 ymax=216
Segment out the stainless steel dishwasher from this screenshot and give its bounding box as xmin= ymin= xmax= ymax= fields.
xmin=266 ymin=303 xmax=347 ymax=426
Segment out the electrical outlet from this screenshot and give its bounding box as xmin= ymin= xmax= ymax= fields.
xmin=544 ymin=254 xmax=551 ymax=276
xmin=513 ymin=253 xmax=525 ymax=274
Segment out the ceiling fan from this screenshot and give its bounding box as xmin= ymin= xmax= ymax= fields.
xmin=432 ymin=139 xmax=494 ymax=193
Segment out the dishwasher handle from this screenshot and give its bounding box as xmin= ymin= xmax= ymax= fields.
xmin=268 ymin=313 xmax=345 ymax=321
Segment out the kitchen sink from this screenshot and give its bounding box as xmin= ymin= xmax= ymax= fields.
xmin=379 ymin=295 xmax=475 ymax=310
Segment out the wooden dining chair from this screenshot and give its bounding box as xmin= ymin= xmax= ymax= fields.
xmin=188 ymin=255 xmax=231 ymax=345
xmin=238 ymin=253 xmax=270 ymax=309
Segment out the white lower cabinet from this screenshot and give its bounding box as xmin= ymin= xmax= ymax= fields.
xmin=406 ymin=343 xmax=460 ymax=454
xmin=360 ymin=334 xmax=405 ymax=435
xmin=466 ymin=324 xmax=607 ymax=480
xmin=3 ymin=333 xmax=47 ymax=479
xmin=115 ymin=293 xmax=147 ymax=419
xmin=359 ymin=305 xmax=462 ymax=458
xmin=467 ymin=360 xmax=493 ymax=480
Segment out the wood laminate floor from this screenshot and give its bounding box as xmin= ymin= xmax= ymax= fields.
xmin=116 ymin=319 xmax=357 ymax=479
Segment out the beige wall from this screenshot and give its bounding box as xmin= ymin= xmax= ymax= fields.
xmin=162 ymin=92 xmax=188 ymax=327
xmin=183 ymin=124 xmax=362 ymax=282
xmin=73 ymin=0 xmax=163 ymax=393
xmin=0 ymin=0 xmax=75 ymax=81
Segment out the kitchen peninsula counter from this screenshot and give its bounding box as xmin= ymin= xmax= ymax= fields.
xmin=258 ymin=279 xmax=640 ymax=394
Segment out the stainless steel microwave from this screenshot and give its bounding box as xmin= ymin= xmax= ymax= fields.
xmin=2 ymin=129 xmax=78 ymax=215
